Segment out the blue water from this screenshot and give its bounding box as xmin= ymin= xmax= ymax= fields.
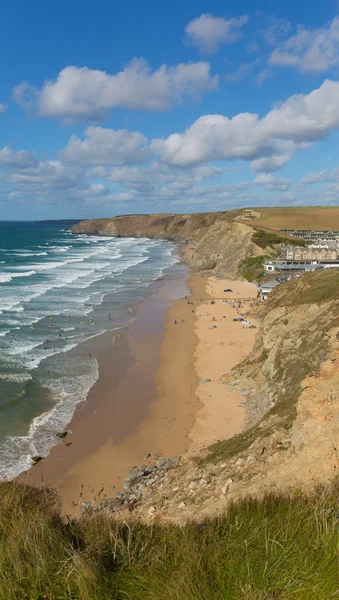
xmin=0 ymin=221 xmax=178 ymax=479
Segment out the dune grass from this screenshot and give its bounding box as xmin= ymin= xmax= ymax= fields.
xmin=0 ymin=481 xmax=339 ymax=599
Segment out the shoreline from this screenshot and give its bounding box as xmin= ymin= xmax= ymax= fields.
xmin=20 ymin=265 xmax=199 ymax=514
xmin=20 ymin=266 xmax=258 ymax=516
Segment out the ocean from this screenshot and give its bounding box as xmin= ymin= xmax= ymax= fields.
xmin=0 ymin=221 xmax=179 ymax=479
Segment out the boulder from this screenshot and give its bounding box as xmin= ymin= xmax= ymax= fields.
xmin=56 ymin=429 xmax=71 ymax=440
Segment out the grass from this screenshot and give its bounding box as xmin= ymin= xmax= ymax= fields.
xmin=266 ymin=270 xmax=339 ymax=308
xmin=239 ymin=255 xmax=269 ymax=282
xmin=251 ymin=231 xmax=304 ymax=249
xmin=1 ymin=481 xmax=339 ymax=599
xmin=200 ymin=422 xmax=275 ymax=466
xmin=237 ymin=206 xmax=339 ymax=231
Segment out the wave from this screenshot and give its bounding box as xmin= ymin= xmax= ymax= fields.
xmin=0 ymin=270 xmax=37 ymax=283
xmin=0 ymin=233 xmax=180 ymax=480
xmin=0 ymin=357 xmax=99 ymax=480
xmin=0 ymin=373 xmax=32 ymax=383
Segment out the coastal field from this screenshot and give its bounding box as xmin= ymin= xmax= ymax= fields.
xmin=234 ymin=206 xmax=339 ymax=231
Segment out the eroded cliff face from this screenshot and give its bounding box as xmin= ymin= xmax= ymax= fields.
xmin=72 ymin=213 xmax=269 ymax=277
xmin=96 ymin=271 xmax=339 ymax=523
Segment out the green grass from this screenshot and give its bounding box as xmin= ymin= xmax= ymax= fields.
xmin=1 ymin=481 xmax=339 ymax=599
xmin=267 ymin=270 xmax=339 ymax=308
xmin=252 ymin=231 xmax=305 ymax=249
xmin=239 ymin=256 xmax=269 ymax=282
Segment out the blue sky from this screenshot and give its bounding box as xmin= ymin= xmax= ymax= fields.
xmin=2 ymin=0 xmax=339 ymax=219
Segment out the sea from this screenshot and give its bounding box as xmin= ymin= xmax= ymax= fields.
xmin=0 ymin=221 xmax=179 ymax=480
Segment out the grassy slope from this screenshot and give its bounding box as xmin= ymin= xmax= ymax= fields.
xmin=1 ymin=481 xmax=339 ymax=600
xmin=238 ymin=206 xmax=339 ymax=231
xmin=203 ymin=271 xmax=339 ymax=466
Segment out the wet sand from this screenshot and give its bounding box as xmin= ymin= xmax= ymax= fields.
xmin=21 ymin=270 xmax=258 ymax=516
xmin=21 ymin=270 xmax=204 ymax=515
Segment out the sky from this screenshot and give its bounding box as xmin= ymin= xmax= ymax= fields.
xmin=2 ymin=1 xmax=339 ymax=219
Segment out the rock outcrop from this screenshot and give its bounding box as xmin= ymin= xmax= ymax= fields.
xmin=72 ymin=213 xmax=274 ymax=277
xmin=93 ymin=271 xmax=339 ymax=523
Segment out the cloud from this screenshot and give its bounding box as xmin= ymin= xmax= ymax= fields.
xmin=185 ymin=13 xmax=249 ymax=54
xmin=270 ymin=17 xmax=339 ymax=73
xmin=260 ymin=15 xmax=291 ymax=46
xmin=256 ymin=69 xmax=273 ymax=87
xmin=0 ymin=146 xmax=39 ymax=169
xmin=6 ymin=160 xmax=82 ymax=188
xmin=254 ymin=172 xmax=291 ymax=190
xmin=13 ymin=59 xmax=218 ymax=121
xmin=151 ymin=79 xmax=339 ymax=171
xmin=224 ymin=61 xmax=258 ymax=83
xmin=302 ymin=167 xmax=339 ymax=184
xmin=0 ymin=104 xmax=7 ymax=113
xmin=12 ymin=83 xmax=37 ymax=114
xmin=61 ymin=126 xmax=148 ymax=165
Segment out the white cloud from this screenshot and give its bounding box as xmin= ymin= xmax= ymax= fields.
xmin=0 ymin=146 xmax=38 ymax=169
xmin=302 ymin=167 xmax=339 ymax=184
xmin=151 ymin=79 xmax=339 ymax=171
xmin=61 ymin=126 xmax=148 ymax=165
xmin=261 ymin=15 xmax=291 ymax=46
xmin=224 ymin=61 xmax=258 ymax=83
xmin=12 ymin=83 xmax=37 ymax=114
xmin=13 ymin=59 xmax=218 ymax=121
xmin=6 ymin=160 xmax=82 ymax=188
xmin=270 ymin=17 xmax=339 ymax=73
xmin=256 ymin=69 xmax=273 ymax=87
xmin=185 ymin=13 xmax=249 ymax=54
xmin=254 ymin=173 xmax=291 ymax=190
xmin=0 ymin=104 xmax=7 ymax=113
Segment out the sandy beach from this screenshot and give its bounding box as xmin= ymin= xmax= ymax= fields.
xmin=20 ymin=268 xmax=258 ymax=516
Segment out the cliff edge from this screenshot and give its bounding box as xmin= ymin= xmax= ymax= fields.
xmin=99 ymin=270 xmax=339 ymax=523
xmin=72 ymin=213 xmax=276 ymax=277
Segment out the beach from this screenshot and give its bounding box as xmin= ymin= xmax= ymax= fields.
xmin=20 ymin=268 xmax=258 ymax=515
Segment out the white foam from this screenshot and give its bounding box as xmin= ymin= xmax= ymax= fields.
xmin=0 ymin=273 xmax=13 ymax=283
xmin=0 ymin=373 xmax=32 ymax=383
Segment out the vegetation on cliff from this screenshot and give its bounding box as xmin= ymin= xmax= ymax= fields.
xmin=72 ymin=213 xmax=279 ymax=278
xmin=203 ymin=271 xmax=339 ymax=468
xmin=1 ymin=480 xmax=339 ymax=599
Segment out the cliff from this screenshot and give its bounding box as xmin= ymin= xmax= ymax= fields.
xmin=72 ymin=213 xmax=278 ymax=277
xmin=99 ymin=270 xmax=339 ymax=523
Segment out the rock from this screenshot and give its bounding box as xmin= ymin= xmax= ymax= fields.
xmin=145 ymin=478 xmax=157 ymax=486
xmin=81 ymin=501 xmax=91 ymax=511
xmin=200 ymin=378 xmax=211 ymax=384
xmin=235 ymin=458 xmax=244 ymax=466
xmin=221 ymin=478 xmax=234 ymax=495
xmin=143 ymin=468 xmax=154 ymax=476
xmin=188 ymin=481 xmax=197 ymax=489
xmin=199 ymin=478 xmax=208 ymax=489
xmin=107 ymin=498 xmax=124 ymax=509
xmin=148 ymin=505 xmax=156 ymax=515
xmin=32 ymin=456 xmax=43 ymax=464
xmin=122 ymin=469 xmax=145 ymax=490
xmin=178 ymin=501 xmax=186 ymax=508
xmin=246 ymin=455 xmax=256 ymax=465
xmin=56 ymin=429 xmax=71 ymax=440
xmin=142 ymin=453 xmax=151 ymax=460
